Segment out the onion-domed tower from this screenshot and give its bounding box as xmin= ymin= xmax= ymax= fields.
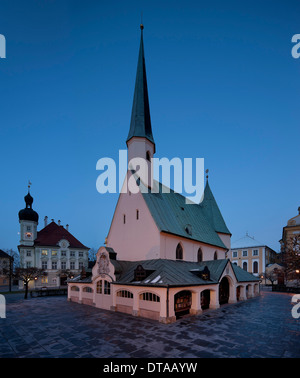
xmin=18 ymin=186 xmax=39 ymax=246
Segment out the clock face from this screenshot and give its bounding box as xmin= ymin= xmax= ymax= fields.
xmin=25 ymin=232 xmax=32 ymax=239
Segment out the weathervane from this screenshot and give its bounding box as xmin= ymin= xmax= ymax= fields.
xmin=140 ymin=11 xmax=144 ymax=30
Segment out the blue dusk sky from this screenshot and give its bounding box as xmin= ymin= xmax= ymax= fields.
xmin=0 ymin=0 xmax=299 ymax=253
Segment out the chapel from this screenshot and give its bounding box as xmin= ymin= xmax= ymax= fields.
xmin=68 ymin=25 xmax=260 ymax=323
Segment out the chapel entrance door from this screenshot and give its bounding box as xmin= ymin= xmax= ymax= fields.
xmin=174 ymin=290 xmax=192 ymax=318
xmin=219 ymin=277 xmax=230 ymax=305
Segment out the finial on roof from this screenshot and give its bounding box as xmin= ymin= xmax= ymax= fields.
xmin=28 ymin=180 xmax=32 ymax=193
xmin=206 ymin=169 xmax=209 ymax=180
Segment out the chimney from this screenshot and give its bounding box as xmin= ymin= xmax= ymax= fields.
xmin=44 ymin=216 xmax=48 ymax=227
xmin=58 ymin=220 xmax=61 ymax=226
xmin=66 ymin=224 xmax=69 ymax=231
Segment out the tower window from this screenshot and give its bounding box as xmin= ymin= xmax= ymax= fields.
xmin=123 ymin=214 xmax=126 ymax=224
xmin=136 ymin=209 xmax=139 ymax=220
xmin=146 ymin=151 xmax=151 ymax=162
xmin=214 ymin=251 xmax=218 ymax=260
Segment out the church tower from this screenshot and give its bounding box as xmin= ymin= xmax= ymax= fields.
xmin=18 ymin=187 xmax=39 ymax=246
xmin=126 ymin=24 xmax=155 ymax=188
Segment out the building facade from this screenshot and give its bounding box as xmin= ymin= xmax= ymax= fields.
xmin=279 ymin=207 xmax=300 ymax=255
xmin=0 ymin=250 xmax=12 ymax=286
xmin=68 ymin=25 xmax=260 ymax=323
xmin=18 ymin=192 xmax=89 ymax=288
xmin=279 ymin=207 xmax=300 ymax=283
xmin=230 ymin=233 xmax=278 ymax=277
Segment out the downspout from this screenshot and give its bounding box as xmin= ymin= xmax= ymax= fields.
xmin=166 ymin=285 xmax=169 ymax=319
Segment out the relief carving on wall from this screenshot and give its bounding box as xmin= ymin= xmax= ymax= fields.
xmin=98 ymin=252 xmax=110 ymax=276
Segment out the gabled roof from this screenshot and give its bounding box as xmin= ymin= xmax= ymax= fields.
xmin=200 ymin=181 xmax=231 ymax=235
xmin=126 ymin=26 xmax=155 ymax=147
xmin=34 ymin=221 xmax=89 ymax=250
xmin=140 ymin=180 xmax=228 ymax=250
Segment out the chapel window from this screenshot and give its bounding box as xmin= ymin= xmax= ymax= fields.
xmin=176 ymin=243 xmax=183 ymax=260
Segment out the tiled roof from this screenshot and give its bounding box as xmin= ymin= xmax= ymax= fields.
xmin=141 ymin=180 xmax=228 ymax=250
xmin=231 ymin=234 xmax=265 ymax=249
xmin=34 ymin=221 xmax=89 ymax=250
xmin=112 ymin=258 xmax=259 ymax=287
xmin=231 ymin=263 xmax=261 ymax=282
xmin=200 ymin=181 xmax=231 ymax=235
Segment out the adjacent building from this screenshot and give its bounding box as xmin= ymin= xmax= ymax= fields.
xmin=279 ymin=207 xmax=300 ymax=256
xmin=18 ymin=191 xmax=89 ymax=288
xmin=0 ymin=250 xmax=12 ymax=286
xmin=68 ymin=25 xmax=260 ymax=323
xmin=230 ymin=233 xmax=278 ymax=276
xmin=279 ymin=207 xmax=300 ymax=283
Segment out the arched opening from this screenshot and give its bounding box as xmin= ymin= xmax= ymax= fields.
xmin=219 ymin=277 xmax=230 ymax=305
xmin=246 ymin=284 xmax=250 ymax=298
xmin=176 ymin=243 xmax=183 ymax=260
xmin=201 ymin=289 xmax=210 ymax=310
xmin=146 ymin=150 xmax=151 ymax=162
xmin=174 ymin=290 xmax=192 ymax=318
xmin=83 ymin=287 xmax=93 ymax=293
xmin=243 ymin=262 xmax=247 ymax=271
xmin=197 ymin=248 xmax=203 ymax=262
xmin=214 ymin=251 xmax=218 ymax=260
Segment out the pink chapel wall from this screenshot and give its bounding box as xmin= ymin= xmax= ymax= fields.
xmin=106 ymin=186 xmax=160 ymax=261
xmin=160 ymin=232 xmax=227 ymax=262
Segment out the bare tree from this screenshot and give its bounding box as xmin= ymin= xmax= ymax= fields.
xmin=264 ymin=270 xmax=279 ymax=287
xmin=12 ymin=268 xmax=46 ymax=299
xmin=88 ymin=247 xmax=98 ymax=265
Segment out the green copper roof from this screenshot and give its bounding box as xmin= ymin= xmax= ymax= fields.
xmin=141 ymin=180 xmax=228 ymax=250
xmin=126 ymin=27 xmax=155 ymax=146
xmin=200 ymin=181 xmax=231 ymax=235
xmin=111 ymin=258 xmax=260 ymax=287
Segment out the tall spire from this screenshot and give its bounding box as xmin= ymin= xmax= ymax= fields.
xmin=126 ymin=24 xmax=155 ymax=148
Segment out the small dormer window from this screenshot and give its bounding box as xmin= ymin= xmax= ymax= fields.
xmin=134 ymin=265 xmax=147 ymax=281
xmin=185 ymin=224 xmax=192 ymax=235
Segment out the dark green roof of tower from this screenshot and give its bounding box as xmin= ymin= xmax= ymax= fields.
xmin=200 ymin=180 xmax=231 ymax=235
xmin=126 ymin=26 xmax=155 ymax=147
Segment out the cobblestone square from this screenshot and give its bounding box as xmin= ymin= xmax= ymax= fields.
xmin=0 ymin=289 xmax=299 ymax=358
